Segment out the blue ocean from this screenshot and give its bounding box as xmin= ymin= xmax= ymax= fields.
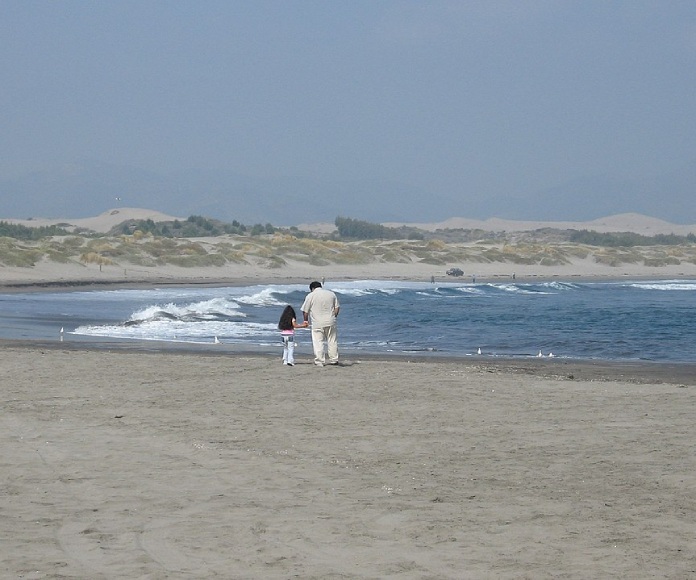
xmin=1 ymin=279 xmax=695 ymax=363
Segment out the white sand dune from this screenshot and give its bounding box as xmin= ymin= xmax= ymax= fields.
xmin=5 ymin=207 xmax=696 ymax=236
xmin=384 ymin=212 xmax=696 ymax=236
xmin=5 ymin=207 xmax=184 ymax=234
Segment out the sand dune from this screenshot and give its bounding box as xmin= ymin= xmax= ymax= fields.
xmin=5 ymin=207 xmax=184 ymax=234
xmin=385 ymin=212 xmax=696 ymax=236
xmin=6 ymin=207 xmax=696 ymax=236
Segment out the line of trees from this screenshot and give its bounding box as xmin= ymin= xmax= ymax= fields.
xmin=334 ymin=216 xmax=423 ymax=240
xmin=0 ymin=221 xmax=71 ymax=240
xmin=118 ymin=215 xmax=276 ymax=238
xmin=569 ymin=229 xmax=696 ymax=247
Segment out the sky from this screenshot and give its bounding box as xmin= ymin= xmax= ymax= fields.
xmin=1 ymin=0 xmax=695 ymax=224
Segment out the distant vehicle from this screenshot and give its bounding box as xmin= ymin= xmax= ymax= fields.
xmin=446 ymin=268 xmax=464 ymax=277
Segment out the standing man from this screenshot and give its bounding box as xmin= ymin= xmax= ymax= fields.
xmin=301 ymin=281 xmax=340 ymax=366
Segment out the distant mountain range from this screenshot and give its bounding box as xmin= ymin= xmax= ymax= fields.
xmin=0 ymin=159 xmax=693 ymax=225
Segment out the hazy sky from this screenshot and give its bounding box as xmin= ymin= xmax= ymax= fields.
xmin=1 ymin=1 xmax=695 ymax=220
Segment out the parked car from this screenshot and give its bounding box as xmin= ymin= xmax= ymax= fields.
xmin=446 ymin=267 xmax=464 ymax=277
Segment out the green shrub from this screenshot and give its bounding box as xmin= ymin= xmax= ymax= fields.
xmin=0 ymin=221 xmax=71 ymax=240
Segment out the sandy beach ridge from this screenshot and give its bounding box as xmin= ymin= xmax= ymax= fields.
xmin=2 ymin=208 xmax=696 ymax=291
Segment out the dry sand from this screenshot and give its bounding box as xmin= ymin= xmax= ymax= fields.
xmin=1 ymin=343 xmax=695 ymax=579
xmin=2 ymin=257 xmax=696 ymax=294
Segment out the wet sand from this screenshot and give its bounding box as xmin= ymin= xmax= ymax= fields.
xmin=1 ymin=343 xmax=695 ymax=578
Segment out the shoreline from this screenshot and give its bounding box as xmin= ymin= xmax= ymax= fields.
xmin=2 ymin=268 xmax=694 ymax=380
xmin=4 ymin=338 xmax=695 ymax=386
xmin=1 ymin=270 xmax=695 ymax=294
xmin=2 ymin=271 xmax=695 ymax=380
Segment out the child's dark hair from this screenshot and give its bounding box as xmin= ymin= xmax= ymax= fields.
xmin=278 ymin=305 xmax=296 ymax=330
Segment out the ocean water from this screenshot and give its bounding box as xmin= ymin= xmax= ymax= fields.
xmin=1 ymin=279 xmax=695 ymax=363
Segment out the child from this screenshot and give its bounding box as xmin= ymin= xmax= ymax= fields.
xmin=278 ymin=305 xmax=308 ymax=366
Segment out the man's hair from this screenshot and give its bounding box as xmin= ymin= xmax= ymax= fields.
xmin=309 ymin=281 xmax=322 ymax=291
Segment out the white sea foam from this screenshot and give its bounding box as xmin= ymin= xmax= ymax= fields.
xmin=453 ymin=286 xmax=485 ymax=295
xmin=541 ymin=281 xmax=579 ymax=291
xmin=494 ymin=283 xmax=552 ymax=295
xmin=335 ymin=287 xmax=375 ymax=297
xmin=235 ymin=288 xmax=287 ymax=306
xmin=128 ymin=298 xmax=244 ymax=323
xmin=331 ymin=280 xmax=435 ymax=292
xmin=376 ymin=288 xmax=401 ymax=295
xmin=630 ymin=281 xmax=696 ymax=291
xmin=73 ymin=319 xmax=276 ymax=342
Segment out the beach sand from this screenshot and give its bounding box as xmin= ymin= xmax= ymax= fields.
xmin=2 ymin=254 xmax=696 ymax=295
xmin=2 ymin=343 xmax=695 ymax=578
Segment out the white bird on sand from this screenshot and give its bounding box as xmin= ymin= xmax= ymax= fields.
xmin=214 ymin=336 xmax=220 ymax=344
xmin=548 ymin=352 xmax=555 ymax=358
xmin=537 ymin=350 xmax=543 ymax=357
xmin=477 ymin=347 xmax=482 ymax=355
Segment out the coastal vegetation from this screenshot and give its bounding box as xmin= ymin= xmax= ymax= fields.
xmin=0 ymin=220 xmax=72 ymax=240
xmin=111 ymin=215 xmax=275 ymax=238
xmin=333 ymin=216 xmax=424 ymax=240
xmin=569 ymin=229 xmax=696 ymax=247
xmin=1 ymin=215 xmax=695 ymax=271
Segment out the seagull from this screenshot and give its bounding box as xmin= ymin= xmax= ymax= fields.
xmin=548 ymin=352 xmax=555 ymax=358
xmin=214 ymin=336 xmax=220 ymax=344
xmin=537 ymin=350 xmax=543 ymax=358
xmin=477 ymin=347 xmax=482 ymax=355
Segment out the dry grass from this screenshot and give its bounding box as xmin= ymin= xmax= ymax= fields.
xmin=1 ymin=232 xmax=696 ymax=272
xmin=0 ymin=238 xmax=43 ymax=267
